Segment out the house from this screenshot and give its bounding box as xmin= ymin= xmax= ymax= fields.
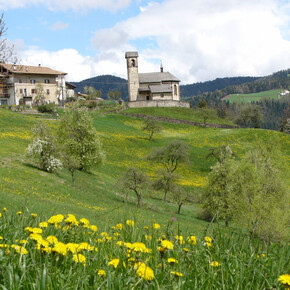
xmin=125 ymin=51 xmax=189 ymax=108
xmin=0 ymin=63 xmax=68 ymax=106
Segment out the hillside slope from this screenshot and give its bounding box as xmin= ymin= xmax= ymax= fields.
xmin=0 ymin=109 xmax=289 ymax=234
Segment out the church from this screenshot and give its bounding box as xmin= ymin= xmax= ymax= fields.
xmin=125 ymin=51 xmax=190 ymax=108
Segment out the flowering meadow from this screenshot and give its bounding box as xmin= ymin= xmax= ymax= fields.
xmin=0 ymin=209 xmax=289 ymax=289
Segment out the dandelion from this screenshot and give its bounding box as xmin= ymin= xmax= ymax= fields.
xmin=187 ymin=235 xmax=197 ymax=245
xmin=161 ymin=240 xmax=174 ymax=250
xmin=90 ymin=225 xmax=98 ymax=231
xmin=31 ymin=213 xmax=37 ymax=218
xmin=65 ymin=214 xmax=79 ymax=226
xmin=126 ymin=220 xmax=135 ymax=227
xmin=72 ymin=253 xmax=86 ymax=265
xmin=52 ymin=242 xmax=67 ymax=256
xmin=16 ymin=211 xmax=22 ymax=215
xmin=135 ymin=263 xmax=154 ymax=281
xmin=48 ymin=214 xmax=64 ymax=225
xmin=97 ymin=269 xmax=106 ymax=276
xmin=108 ymin=258 xmax=120 ymax=268
xmin=11 ymin=244 xmax=28 ymax=255
xmin=278 ymin=274 xmax=290 ymax=288
xmin=153 ymin=223 xmax=160 ymax=230
xmin=175 ymin=235 xmax=185 ymax=244
xmin=3 ymin=208 xmax=6 ymax=212
xmin=39 ymin=221 xmax=48 ymax=228
xmin=210 ymin=261 xmax=221 ymax=267
xmin=171 ymin=271 xmax=183 ymax=277
xmin=0 ymin=213 xmax=2 ymax=218
xmin=116 ymin=223 xmax=123 ymax=230
xmin=80 ymin=218 xmax=90 ymax=227
xmin=183 ymin=247 xmax=189 ymax=252
xmin=46 ymin=236 xmax=58 ymax=245
xmin=168 ymin=257 xmax=178 ymax=264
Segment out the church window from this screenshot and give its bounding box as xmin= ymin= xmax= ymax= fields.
xmin=174 ymin=85 xmax=177 ymax=95
xmin=131 ymin=59 xmax=135 ymax=67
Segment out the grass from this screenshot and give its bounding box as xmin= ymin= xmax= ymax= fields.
xmin=223 ymin=89 xmax=283 ymax=104
xmin=124 ymin=107 xmax=235 ymax=126
xmin=0 ymin=107 xmax=289 ymax=288
xmin=0 ymin=210 xmax=288 ymax=289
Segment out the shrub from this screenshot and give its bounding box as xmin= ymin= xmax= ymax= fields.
xmin=37 ymin=103 xmax=55 ymax=113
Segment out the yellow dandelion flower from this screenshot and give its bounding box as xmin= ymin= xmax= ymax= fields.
xmin=3 ymin=208 xmax=7 ymax=212
xmin=161 ymin=240 xmax=174 ymax=250
xmin=183 ymin=247 xmax=190 ymax=252
xmin=278 ymin=274 xmax=290 ymax=287
xmin=131 ymin=242 xmax=148 ymax=253
xmin=171 ymin=271 xmax=183 ymax=277
xmin=168 ymin=257 xmax=178 ymax=264
xmin=52 ymin=242 xmax=67 ymax=256
xmin=31 ymin=213 xmax=37 ymax=218
xmin=187 ymin=235 xmax=197 ymax=245
xmin=11 ymin=244 xmax=28 ymax=255
xmin=116 ymin=223 xmax=123 ymax=230
xmin=145 ymin=235 xmax=152 ymax=241
xmin=46 ymin=236 xmax=58 ymax=245
xmin=157 ymin=246 xmax=166 ymax=253
xmin=66 ymin=243 xmax=79 ymax=254
xmin=175 ymin=235 xmax=185 ymax=244
xmin=205 ymin=236 xmax=212 ymax=243
xmin=0 ymin=213 xmax=2 ymax=218
xmin=16 ymin=211 xmax=22 ymax=215
xmin=72 ymin=253 xmax=86 ymax=265
xmin=97 ymin=269 xmax=106 ymax=276
xmin=89 ymin=225 xmax=98 ymax=231
xmin=65 ymin=214 xmax=79 ymax=226
xmin=210 ymin=261 xmax=221 ymax=267
xmin=153 ymin=223 xmax=160 ymax=230
xmin=29 ymin=233 xmax=43 ymax=242
xmin=39 ymin=221 xmax=48 ymax=228
xmin=48 ymin=214 xmax=64 ymax=225
xmin=126 ymin=220 xmax=135 ymax=227
xmin=136 ymin=263 xmax=154 ymax=281
xmin=108 ymin=258 xmax=120 ymax=268
xmin=80 ymin=218 xmax=90 ymax=227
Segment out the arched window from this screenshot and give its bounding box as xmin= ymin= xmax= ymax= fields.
xmin=131 ymin=59 xmax=135 ymax=67
xmin=174 ymin=85 xmax=177 ymax=96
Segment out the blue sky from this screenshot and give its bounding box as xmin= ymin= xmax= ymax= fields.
xmin=2 ymin=0 xmax=290 ymax=83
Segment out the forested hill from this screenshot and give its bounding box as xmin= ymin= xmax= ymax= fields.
xmin=71 ymin=75 xmax=128 ymax=99
xmin=180 ymin=76 xmax=260 ymax=98
xmin=72 ymin=75 xmax=260 ymax=100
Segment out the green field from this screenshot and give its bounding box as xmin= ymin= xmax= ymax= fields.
xmin=0 ymin=108 xmax=289 ymax=288
xmin=124 ymin=107 xmax=235 ymax=126
xmin=0 ymin=108 xmax=289 ymax=233
xmin=223 ymin=89 xmax=283 ymax=104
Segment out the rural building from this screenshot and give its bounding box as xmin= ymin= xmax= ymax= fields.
xmin=125 ymin=51 xmax=189 ymax=108
xmin=0 ymin=63 xmax=71 ymax=106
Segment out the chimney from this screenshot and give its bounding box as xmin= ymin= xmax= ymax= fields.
xmin=38 ymin=64 xmax=41 ymax=67
xmin=160 ymin=61 xmax=163 ymax=73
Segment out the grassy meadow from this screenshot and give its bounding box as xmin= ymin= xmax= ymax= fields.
xmin=0 ymin=107 xmax=289 ymax=289
xmin=222 ymin=89 xmax=283 ymax=104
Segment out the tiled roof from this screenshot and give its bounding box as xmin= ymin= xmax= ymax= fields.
xmin=149 ymin=84 xmax=173 ymax=93
xmin=139 ymin=72 xmax=180 ymax=83
xmin=0 ymin=63 xmax=67 ymax=75
xmin=125 ymin=51 xmax=139 ymax=58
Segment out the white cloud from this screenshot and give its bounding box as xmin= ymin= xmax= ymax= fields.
xmin=91 ymin=0 xmax=290 ymax=83
xmin=0 ymin=0 xmax=131 ymax=11
xmin=50 ymin=21 xmax=69 ymax=31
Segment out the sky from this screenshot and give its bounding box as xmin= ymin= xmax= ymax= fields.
xmin=1 ymin=0 xmax=290 ymax=84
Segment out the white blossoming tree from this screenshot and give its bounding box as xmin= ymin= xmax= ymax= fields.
xmin=27 ymin=122 xmax=62 ymax=173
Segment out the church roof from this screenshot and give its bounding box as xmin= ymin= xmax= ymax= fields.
xmin=149 ymin=84 xmax=173 ymax=93
xmin=125 ymin=51 xmax=138 ymax=58
xmin=139 ymin=72 xmax=180 ymax=83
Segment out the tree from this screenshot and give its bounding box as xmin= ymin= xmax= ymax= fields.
xmin=142 ymin=118 xmax=162 ymax=141
xmin=147 ymin=140 xmax=189 ymax=174
xmin=34 ymin=83 xmax=46 ymax=105
xmin=60 ymin=148 xmax=80 ymax=183
xmin=172 ymin=186 xmax=189 ymax=215
xmin=202 ymin=148 xmax=236 ymax=227
xmin=148 ymin=140 xmax=189 ymax=201
xmin=84 ymin=86 xmax=102 ymax=100
xmin=234 ymin=104 xmax=263 ymax=128
xmin=152 ymin=169 xmax=179 ymax=201
xmin=0 ymin=13 xmax=17 ymax=64
xmin=107 ymin=91 xmax=122 ymax=101
xmin=206 ymin=145 xmax=237 ymax=163
xmin=228 ymin=142 xmax=289 ymax=242
xmin=27 ymin=122 xmax=62 ymax=173
xmin=118 ymin=167 xmax=149 ymax=207
xmin=57 ymin=107 xmax=105 ymax=171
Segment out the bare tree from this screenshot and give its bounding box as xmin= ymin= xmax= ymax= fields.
xmin=0 ymin=13 xmax=17 ymax=64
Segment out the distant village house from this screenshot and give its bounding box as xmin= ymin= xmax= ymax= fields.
xmin=125 ymin=51 xmax=189 ymax=108
xmin=0 ymin=63 xmax=73 ymax=106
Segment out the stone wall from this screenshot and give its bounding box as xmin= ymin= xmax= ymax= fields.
xmin=127 ymin=100 xmax=190 ymax=108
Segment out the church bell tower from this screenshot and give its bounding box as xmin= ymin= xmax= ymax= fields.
xmin=125 ymin=51 xmax=139 ymax=102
